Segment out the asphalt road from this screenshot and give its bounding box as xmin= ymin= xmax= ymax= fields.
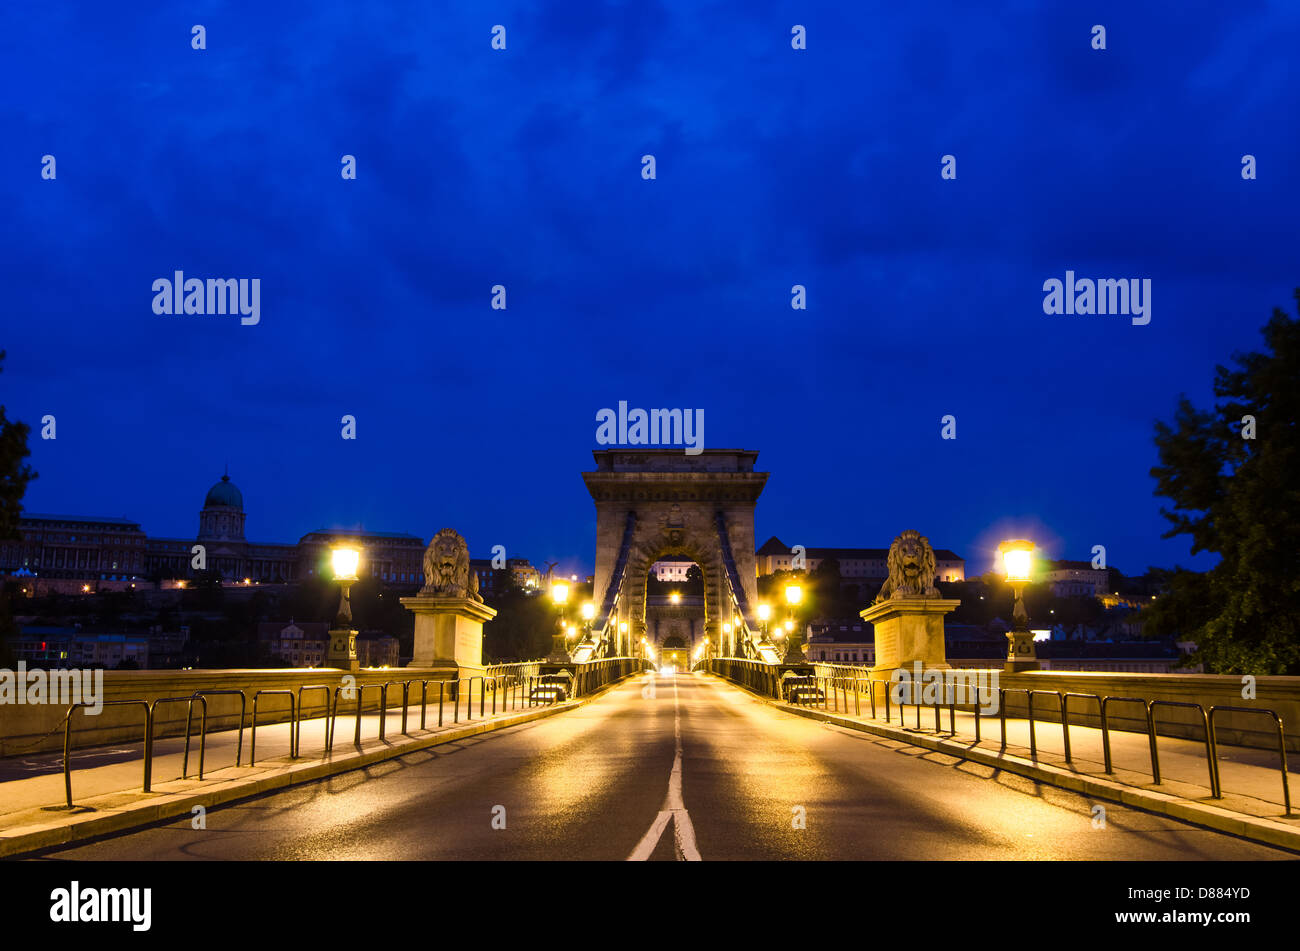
xmin=36 ymin=672 xmax=1296 ymax=860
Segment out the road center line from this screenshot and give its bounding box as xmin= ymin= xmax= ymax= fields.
xmin=626 ymin=674 xmax=701 ymax=861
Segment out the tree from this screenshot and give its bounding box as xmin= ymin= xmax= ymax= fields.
xmin=1147 ymin=290 xmax=1300 ymax=673
xmin=0 ymin=350 xmax=36 ymax=663
xmin=0 ymin=351 xmax=37 ymax=540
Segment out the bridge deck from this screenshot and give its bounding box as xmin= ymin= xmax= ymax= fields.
xmin=24 ymin=672 xmax=1295 ymax=860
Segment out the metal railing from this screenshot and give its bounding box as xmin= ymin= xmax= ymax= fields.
xmin=705 ymin=662 xmax=1293 ymax=815
xmin=1209 ymin=705 xmax=1291 ymax=814
xmin=297 ymin=684 xmax=334 ymax=757
xmin=149 ymin=695 xmax=207 ymax=780
xmin=1148 ymin=700 xmax=1217 ymax=796
xmin=190 ymin=689 xmax=246 ymax=768
xmin=250 ymin=690 xmax=298 ymax=765
xmin=53 ymin=670 xmax=572 ymax=808
xmin=62 ymin=700 xmax=150 ymax=809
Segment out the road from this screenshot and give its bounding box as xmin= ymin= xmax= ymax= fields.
xmin=35 ymin=672 xmax=1296 ymax=860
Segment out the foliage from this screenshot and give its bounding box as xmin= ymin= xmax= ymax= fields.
xmin=1146 ymin=290 xmax=1300 ymax=673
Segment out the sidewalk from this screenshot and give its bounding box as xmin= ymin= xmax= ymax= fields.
xmin=0 ymin=695 xmax=573 ymax=857
xmin=751 ymin=681 xmax=1300 ymax=851
xmin=853 ymin=702 xmax=1293 ymax=818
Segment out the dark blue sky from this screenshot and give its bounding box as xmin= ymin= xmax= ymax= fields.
xmin=3 ymin=2 xmax=1297 ymax=580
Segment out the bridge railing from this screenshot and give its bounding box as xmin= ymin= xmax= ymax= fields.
xmin=572 ymin=656 xmax=651 ymax=697
xmin=705 ymin=661 xmax=1294 ymax=816
xmin=701 ymin=658 xmax=781 ymax=698
xmin=49 ymin=668 xmax=562 ymax=809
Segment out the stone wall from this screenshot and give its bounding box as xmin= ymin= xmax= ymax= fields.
xmin=0 ymin=666 xmax=459 ymax=756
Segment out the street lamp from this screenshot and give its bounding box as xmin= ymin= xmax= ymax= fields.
xmin=756 ymin=602 xmax=773 ymax=652
xmin=999 ymin=539 xmax=1039 ymax=671
xmin=620 ymin=620 xmax=630 ymax=656
xmin=580 ymin=601 xmax=597 ymax=653
xmin=722 ymin=621 xmax=732 ymax=657
xmin=670 ymin=591 xmax=681 ymax=605
xmin=326 ymin=544 xmax=361 ymax=671
xmin=547 ymin=582 xmax=573 ymax=662
xmin=783 ymin=583 xmax=806 ymax=663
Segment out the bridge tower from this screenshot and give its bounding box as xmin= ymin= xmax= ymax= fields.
xmin=581 ymin=449 xmax=768 ymax=659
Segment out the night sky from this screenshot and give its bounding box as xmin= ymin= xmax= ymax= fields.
xmin=3 ymin=3 xmax=1297 ymax=580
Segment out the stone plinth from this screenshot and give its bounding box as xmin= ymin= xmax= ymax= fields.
xmin=859 ymin=598 xmax=960 ymax=683
xmin=400 ymin=596 xmax=497 ymax=672
xmin=325 ymin=627 xmax=358 ymax=671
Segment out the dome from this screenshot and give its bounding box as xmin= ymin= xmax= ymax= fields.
xmin=204 ymin=473 xmax=243 ymax=508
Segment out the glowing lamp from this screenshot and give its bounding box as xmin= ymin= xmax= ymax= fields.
xmin=331 ymin=546 xmax=360 ymax=582
xmin=785 ymin=584 xmax=803 ymax=606
xmin=998 ymin=540 xmax=1035 ymax=583
xmin=757 ymin=603 xmax=771 ymax=622
xmin=581 ymin=602 xmax=595 ymax=621
xmin=551 ymin=582 xmax=570 ymax=605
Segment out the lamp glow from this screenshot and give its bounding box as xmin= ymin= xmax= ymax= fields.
xmin=785 ymin=584 xmax=803 ymax=605
xmin=998 ymin=540 xmax=1035 ymax=583
xmin=551 ymin=582 xmax=569 ymax=605
xmin=581 ymin=602 xmax=595 ymax=621
xmin=757 ymin=603 xmax=771 ymax=622
xmin=331 ymin=546 xmax=360 ymax=582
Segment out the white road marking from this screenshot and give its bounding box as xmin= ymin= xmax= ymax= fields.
xmin=627 ymin=675 xmax=701 ymax=861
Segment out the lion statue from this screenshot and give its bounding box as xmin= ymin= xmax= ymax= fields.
xmin=874 ymin=529 xmax=940 ymax=603
xmin=420 ymin=528 xmax=482 ymax=602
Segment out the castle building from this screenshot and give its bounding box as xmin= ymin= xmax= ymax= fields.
xmin=2 ymin=473 xmax=424 ymax=592
xmin=754 ymin=537 xmax=965 ymax=584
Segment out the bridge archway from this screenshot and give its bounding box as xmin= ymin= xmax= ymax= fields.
xmin=581 ymin=449 xmax=771 ymax=661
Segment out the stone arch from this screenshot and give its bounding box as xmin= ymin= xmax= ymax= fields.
xmin=584 ymin=449 xmax=767 ymax=659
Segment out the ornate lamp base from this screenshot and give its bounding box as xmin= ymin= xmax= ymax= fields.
xmin=1005 ymin=629 xmax=1040 ymax=671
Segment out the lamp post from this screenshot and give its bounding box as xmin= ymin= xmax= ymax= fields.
xmin=620 ymin=620 xmax=630 ymax=657
xmin=580 ymin=601 xmax=597 ymax=654
xmin=999 ymin=539 xmax=1039 ymax=671
xmin=326 ymin=544 xmax=361 ymax=671
xmin=783 ymin=583 xmax=806 ymax=664
xmin=546 ymin=581 xmax=572 ymax=662
xmin=756 ymin=602 xmax=773 ymax=654
xmin=722 ymin=621 xmax=732 ymax=658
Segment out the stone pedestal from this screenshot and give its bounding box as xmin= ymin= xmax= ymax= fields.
xmin=860 ymin=598 xmax=960 ymax=684
xmin=400 ymin=596 xmax=497 ymax=673
xmin=1005 ymin=628 xmax=1041 ymax=672
xmin=325 ymin=626 xmax=359 ymax=671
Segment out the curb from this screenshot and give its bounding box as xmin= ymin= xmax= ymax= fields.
xmin=0 ymin=676 xmax=634 ymax=859
xmin=730 ymin=680 xmax=1300 ymax=853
